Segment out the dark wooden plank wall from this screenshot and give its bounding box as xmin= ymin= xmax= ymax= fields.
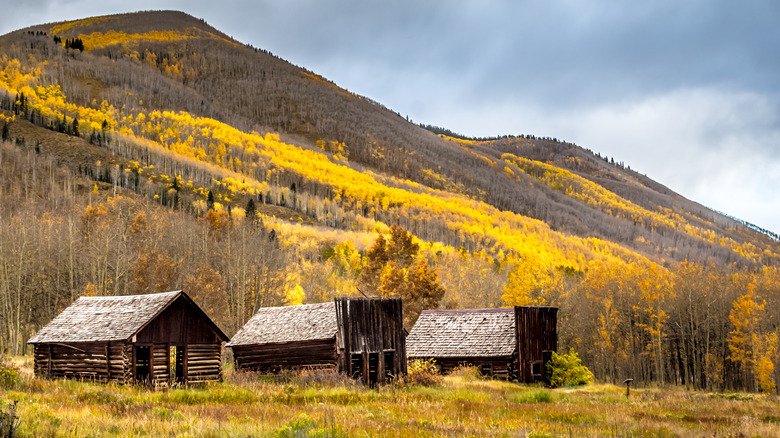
xmin=33 ymin=342 xmax=131 ymax=384
xmin=136 ymin=297 xmax=223 ymax=345
xmin=336 ymin=297 xmax=406 ymax=384
xmin=232 ymin=339 xmax=337 ymax=372
xmin=515 ymin=306 xmax=558 ymax=383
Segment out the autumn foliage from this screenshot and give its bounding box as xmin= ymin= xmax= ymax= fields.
xmin=0 ymin=12 xmax=778 ymax=394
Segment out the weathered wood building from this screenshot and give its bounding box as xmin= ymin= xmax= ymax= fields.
xmin=228 ymin=297 xmax=406 ymax=384
xmin=406 ymin=306 xmax=558 ymax=382
xmin=515 ymin=306 xmax=558 ymax=383
xmin=27 ymin=291 xmax=229 ymax=386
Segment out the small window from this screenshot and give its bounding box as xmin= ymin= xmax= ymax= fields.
xmin=531 ymin=360 xmax=542 ymax=376
xmin=481 ymin=364 xmax=492 ymax=376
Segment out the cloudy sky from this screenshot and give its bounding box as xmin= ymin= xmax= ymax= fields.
xmin=3 ymin=0 xmax=779 ymax=233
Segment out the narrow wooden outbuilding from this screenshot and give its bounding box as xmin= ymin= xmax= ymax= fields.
xmin=406 ymin=306 xmax=557 ymax=382
xmin=27 ymin=290 xmax=229 ymax=386
xmin=228 ymin=297 xmax=406 ymax=385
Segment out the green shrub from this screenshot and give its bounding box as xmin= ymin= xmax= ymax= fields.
xmin=546 ymin=349 xmax=593 ymax=388
xmin=402 ymin=358 xmax=443 ymax=387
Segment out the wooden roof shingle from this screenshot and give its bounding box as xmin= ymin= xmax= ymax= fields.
xmin=406 ymin=308 xmax=516 ymax=358
xmin=28 ymin=290 xmax=184 ymax=344
xmin=227 ymin=302 xmax=337 ymax=347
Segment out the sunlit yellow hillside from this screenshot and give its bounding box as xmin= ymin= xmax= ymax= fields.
xmin=0 ymin=54 xmax=657 ymax=276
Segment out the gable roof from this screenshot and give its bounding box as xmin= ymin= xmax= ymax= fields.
xmin=227 ymin=302 xmax=337 ymax=347
xmin=28 ymin=291 xmax=227 ymax=344
xmin=406 ymin=308 xmax=516 ymax=358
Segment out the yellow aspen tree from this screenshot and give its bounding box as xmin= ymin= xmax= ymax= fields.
xmin=728 ymin=288 xmax=765 ymax=387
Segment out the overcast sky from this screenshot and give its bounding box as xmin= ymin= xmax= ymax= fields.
xmin=3 ymin=0 xmax=779 ymax=233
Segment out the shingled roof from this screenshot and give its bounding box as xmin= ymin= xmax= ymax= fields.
xmin=406 ymin=308 xmax=516 ymax=358
xmin=227 ymin=302 xmax=337 ymax=347
xmin=28 ymin=291 xmax=184 ymax=344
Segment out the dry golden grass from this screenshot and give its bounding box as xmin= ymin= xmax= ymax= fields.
xmin=1 ymin=358 xmax=778 ymax=437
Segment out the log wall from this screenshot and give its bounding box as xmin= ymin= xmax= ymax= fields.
xmin=186 ymin=343 xmax=223 ymax=383
xmin=33 ymin=342 xmax=131 ymax=384
xmin=232 ymin=339 xmax=337 ymax=372
xmin=431 ymin=356 xmax=517 ymax=379
xmin=33 ymin=342 xmax=222 ymax=385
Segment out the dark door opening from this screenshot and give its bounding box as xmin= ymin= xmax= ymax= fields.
xmin=383 ymin=351 xmax=395 ymax=381
xmin=350 ymin=353 xmax=363 ymax=379
xmin=169 ymin=346 xmax=185 ymax=384
xmin=367 ymin=352 xmax=379 ymax=385
xmin=135 ymin=346 xmax=151 ymax=382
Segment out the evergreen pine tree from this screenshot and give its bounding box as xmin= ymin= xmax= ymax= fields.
xmin=206 ymin=190 xmax=215 ymax=210
xmin=245 ymin=198 xmax=257 ymax=225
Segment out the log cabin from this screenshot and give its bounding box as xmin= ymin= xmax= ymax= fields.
xmin=406 ymin=306 xmax=557 ymax=382
xmin=228 ymin=297 xmax=406 ymax=385
xmin=27 ymin=290 xmax=229 ymax=386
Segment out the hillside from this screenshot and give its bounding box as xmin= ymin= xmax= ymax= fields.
xmin=0 ymin=11 xmax=778 ymax=391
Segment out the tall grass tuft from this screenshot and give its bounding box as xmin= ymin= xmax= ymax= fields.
xmin=401 ymin=358 xmax=443 ymax=387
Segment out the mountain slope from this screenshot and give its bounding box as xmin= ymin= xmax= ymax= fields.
xmin=1 ymin=10 xmax=775 ymax=270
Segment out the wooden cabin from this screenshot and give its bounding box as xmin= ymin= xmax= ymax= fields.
xmin=27 ymin=291 xmax=229 ymax=386
xmin=228 ymin=297 xmax=406 ymax=384
xmin=406 ymin=306 xmax=558 ymax=382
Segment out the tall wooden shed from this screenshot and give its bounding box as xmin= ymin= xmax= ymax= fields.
xmin=27 ymin=291 xmax=229 ymax=386
xmin=228 ymin=297 xmax=406 ymax=384
xmin=515 ymin=306 xmax=558 ymax=383
xmin=406 ymin=306 xmax=558 ymax=382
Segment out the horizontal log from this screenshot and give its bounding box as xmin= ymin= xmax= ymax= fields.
xmin=187 ymin=366 xmax=220 ymax=373
xmin=187 ymin=369 xmax=221 ymax=376
xmin=185 ymin=359 xmax=221 ymax=365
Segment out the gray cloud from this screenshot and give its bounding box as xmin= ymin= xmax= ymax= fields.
xmin=1 ymin=0 xmax=778 ymax=232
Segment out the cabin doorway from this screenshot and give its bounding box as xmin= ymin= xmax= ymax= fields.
xmin=169 ymin=346 xmax=185 ymax=385
xmin=383 ymin=351 xmax=395 ymax=381
xmin=350 ymin=353 xmax=363 ymax=379
xmin=135 ymin=346 xmax=151 ymax=382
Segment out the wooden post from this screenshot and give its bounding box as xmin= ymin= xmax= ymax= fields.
xmin=105 ymin=343 xmax=111 ymax=382
xmin=132 ymin=345 xmax=138 ymax=383
xmin=624 ymin=378 xmax=633 ymax=398
xmin=378 ymin=350 xmax=386 ymax=385
xmin=149 ymin=345 xmax=155 ymax=385
xmin=47 ymin=344 xmax=53 ymax=378
xmin=183 ymin=344 xmax=189 ymax=384
xmin=362 ymin=351 xmax=368 ymax=385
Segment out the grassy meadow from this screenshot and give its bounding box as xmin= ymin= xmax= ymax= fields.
xmin=1 ymin=356 xmax=779 ymax=437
